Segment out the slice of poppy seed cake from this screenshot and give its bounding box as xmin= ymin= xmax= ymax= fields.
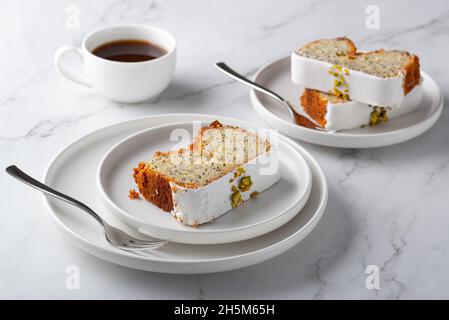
xmin=133 ymin=121 xmax=280 ymax=226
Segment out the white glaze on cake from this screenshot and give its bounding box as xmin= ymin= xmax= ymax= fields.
xmin=169 ymin=148 xmax=280 ymax=226
xmin=291 ymin=53 xmax=407 ymax=107
xmin=292 ymin=84 xmax=423 ymax=131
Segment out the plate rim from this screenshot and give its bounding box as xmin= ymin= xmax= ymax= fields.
xmin=42 ymin=114 xmax=328 ymax=265
xmin=250 ymin=56 xmax=444 ymax=146
xmin=96 ymin=120 xmax=312 ymax=240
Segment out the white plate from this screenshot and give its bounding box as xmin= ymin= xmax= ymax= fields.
xmin=250 ymin=57 xmax=444 ymax=148
xmin=98 ymin=121 xmax=312 ymax=244
xmin=43 ymin=114 xmax=327 ymax=274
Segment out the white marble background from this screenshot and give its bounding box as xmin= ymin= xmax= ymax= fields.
xmin=0 ymin=0 xmax=448 ymax=299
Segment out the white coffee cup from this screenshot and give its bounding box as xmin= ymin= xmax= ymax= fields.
xmin=55 ymin=24 xmax=176 ymax=103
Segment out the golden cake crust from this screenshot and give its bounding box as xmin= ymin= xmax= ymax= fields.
xmin=403 ymin=55 xmax=420 ymax=95
xmin=133 ymin=162 xmax=174 ymax=212
xmin=300 ymin=89 xmax=329 ymax=128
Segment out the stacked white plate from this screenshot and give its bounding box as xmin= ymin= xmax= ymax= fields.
xmin=44 ymin=114 xmax=328 ymax=274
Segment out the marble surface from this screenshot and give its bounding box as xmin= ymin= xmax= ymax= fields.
xmin=1 ymin=0 xmax=448 ymax=299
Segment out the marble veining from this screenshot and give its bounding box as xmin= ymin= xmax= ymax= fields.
xmin=0 ymin=0 xmax=448 ymax=299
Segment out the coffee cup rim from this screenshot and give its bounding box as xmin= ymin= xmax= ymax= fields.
xmin=81 ymin=24 xmax=177 ymax=65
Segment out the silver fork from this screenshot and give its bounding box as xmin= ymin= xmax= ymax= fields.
xmin=5 ymin=165 xmax=166 ymax=252
xmin=215 ymin=62 xmax=338 ymax=133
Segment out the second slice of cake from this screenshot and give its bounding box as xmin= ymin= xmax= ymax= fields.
xmin=295 ymin=84 xmax=423 ymax=131
xmin=133 ymin=121 xmax=280 ymax=226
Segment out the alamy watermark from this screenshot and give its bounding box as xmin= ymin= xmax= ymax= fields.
xmin=65 ymin=265 xmax=80 ymax=290
xmin=65 ymin=4 xmax=80 ymax=30
xmin=365 ymin=5 xmax=380 ymax=30
xmin=167 ymin=121 xmax=279 ymax=176
xmin=365 ymin=264 xmax=380 ymax=290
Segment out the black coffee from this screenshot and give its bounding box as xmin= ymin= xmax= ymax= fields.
xmin=92 ymin=39 xmax=167 ymax=62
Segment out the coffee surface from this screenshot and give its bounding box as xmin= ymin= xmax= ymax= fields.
xmin=92 ymin=39 xmax=166 ymax=62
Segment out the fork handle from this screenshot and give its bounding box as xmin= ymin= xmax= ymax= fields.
xmin=215 ymin=62 xmax=287 ymax=104
xmin=5 ymin=165 xmax=104 ymax=226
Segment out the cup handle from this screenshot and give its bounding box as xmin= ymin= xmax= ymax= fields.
xmin=54 ymin=45 xmax=92 ymax=88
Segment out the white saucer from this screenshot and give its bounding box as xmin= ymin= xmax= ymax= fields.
xmin=250 ymin=57 xmax=444 ymax=148
xmin=43 ymin=114 xmax=327 ymax=274
xmin=98 ymin=121 xmax=312 ymax=244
